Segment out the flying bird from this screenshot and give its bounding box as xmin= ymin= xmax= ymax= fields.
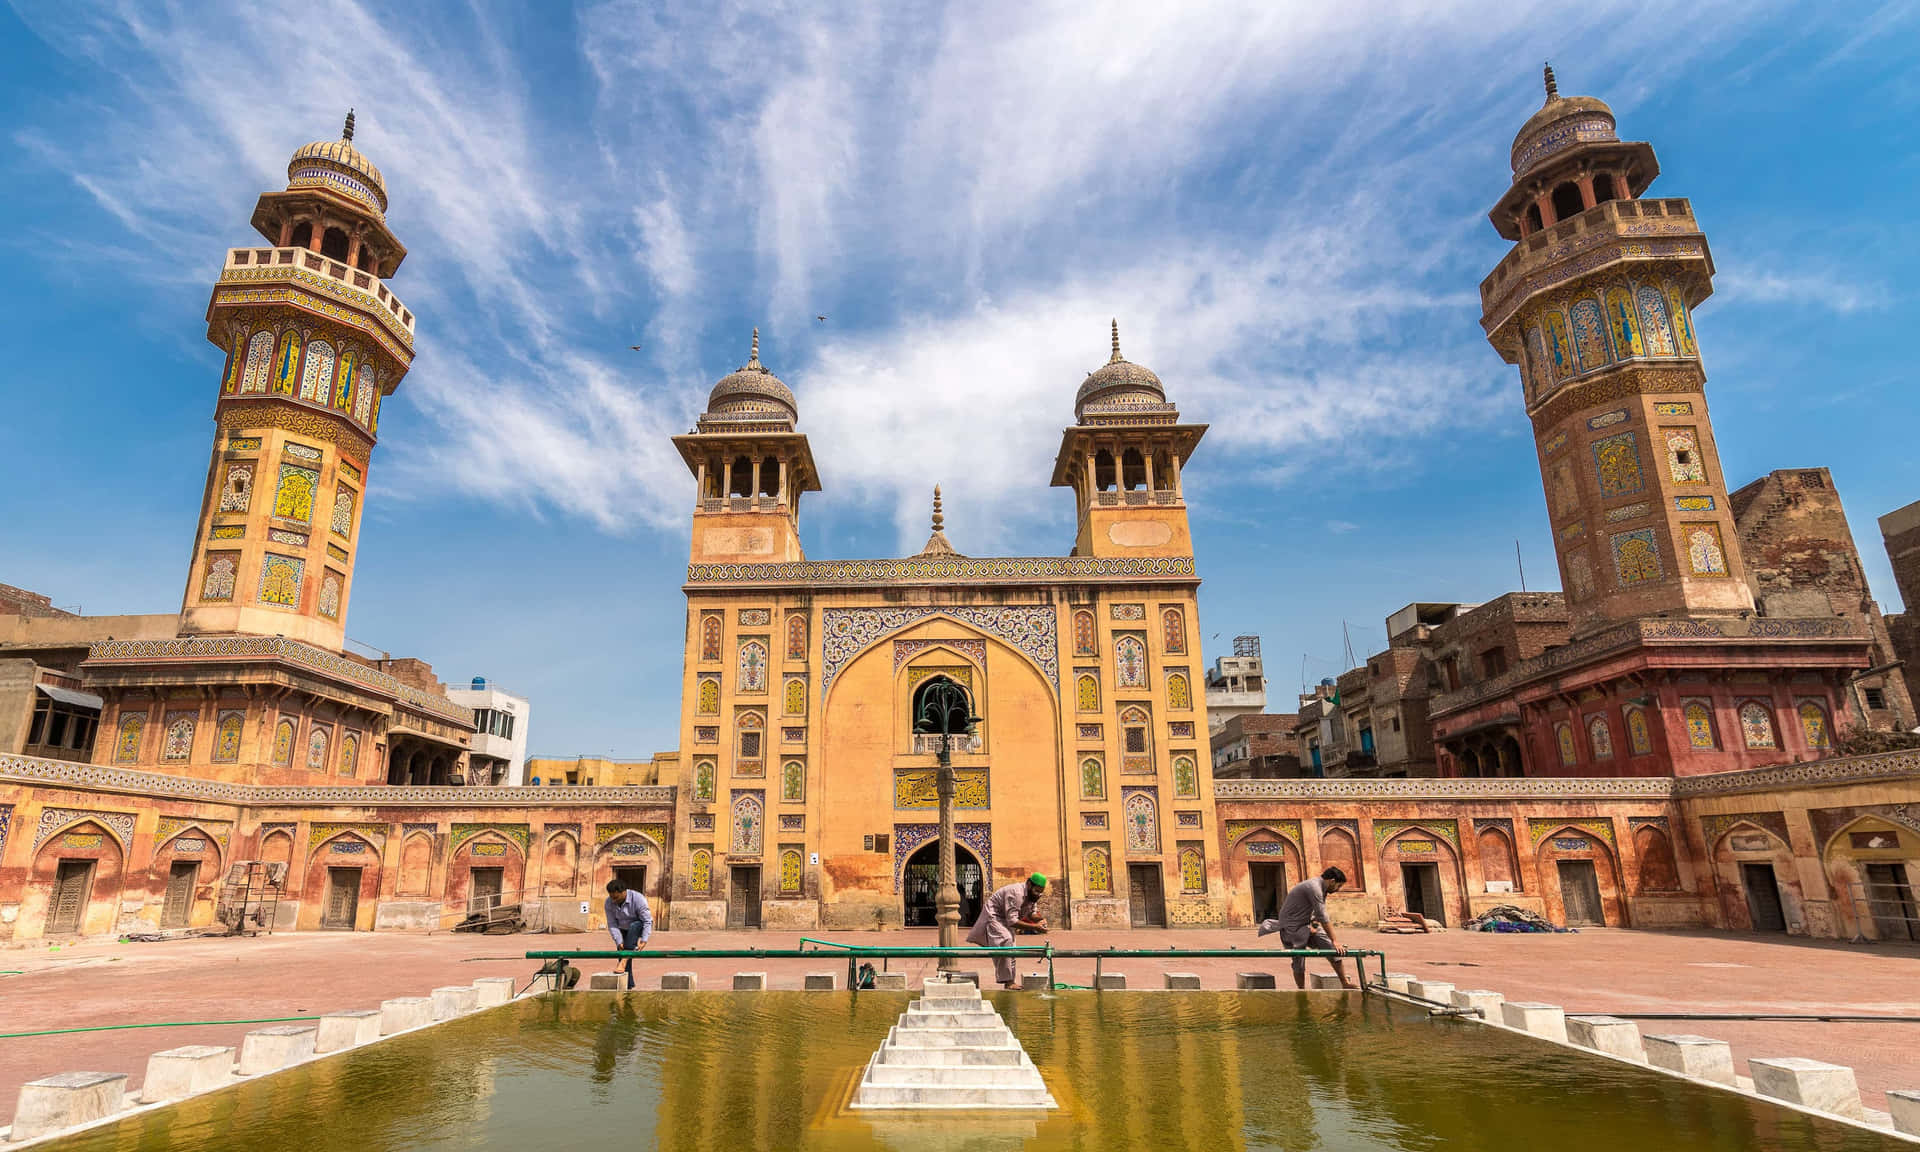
xmin=629 ymin=344 xmax=643 ymax=350
xmin=815 ymin=315 xmax=827 ymax=322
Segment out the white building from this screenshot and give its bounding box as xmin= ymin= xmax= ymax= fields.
xmin=445 ymin=677 xmax=530 ymax=785
xmin=1204 ymin=634 xmax=1267 ymax=734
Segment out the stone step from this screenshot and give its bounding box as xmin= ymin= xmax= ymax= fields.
xmin=865 ymin=1064 xmax=1046 ymax=1087
xmin=877 ymin=1045 xmax=1028 ymax=1067
xmin=887 ymin=1026 xmax=1018 ymax=1048
xmin=851 ymin=1082 xmax=1057 ymax=1109
xmin=913 ymin=994 xmax=984 ymax=1010
xmin=897 ymin=1011 xmax=1002 ymax=1029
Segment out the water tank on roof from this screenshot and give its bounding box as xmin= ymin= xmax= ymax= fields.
xmin=472 ymin=677 xmax=488 ymax=689
xmin=1320 ymin=677 xmax=1335 ymax=688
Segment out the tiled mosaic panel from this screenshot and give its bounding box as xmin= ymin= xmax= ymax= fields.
xmin=1610 ymin=528 xmax=1662 ymax=585
xmin=1122 ymin=788 xmax=1158 ymax=854
xmin=890 ymin=822 xmax=991 ymax=892
xmin=1591 ymin=432 xmax=1644 ymax=498
xmin=822 ymin=606 xmax=1058 ymax=691
xmin=257 ymin=553 xmax=304 ymax=608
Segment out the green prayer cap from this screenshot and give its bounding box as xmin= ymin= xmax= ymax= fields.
xmin=1029 ymin=873 xmax=1048 ymax=889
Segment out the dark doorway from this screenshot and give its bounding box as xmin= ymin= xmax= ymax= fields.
xmin=322 ymin=867 xmax=361 ymax=930
xmin=1741 ymin=863 xmax=1787 ymax=933
xmin=613 ymin=866 xmax=648 ymax=898
xmin=728 ymin=866 xmax=762 ymax=929
xmin=470 ymin=867 xmax=505 ymax=913
xmin=49 ymin=860 xmax=94 ymax=935
xmin=1250 ymin=861 xmax=1287 ymax=923
xmin=1862 ymin=863 xmax=1916 ymax=942
xmin=1557 ymin=861 xmax=1605 ymax=927
xmin=1128 ymin=864 xmax=1166 ymax=928
xmin=1400 ymin=863 xmax=1444 ymax=925
xmin=161 ymin=860 xmax=198 ymax=929
xmin=903 ymin=842 xmax=982 ymax=928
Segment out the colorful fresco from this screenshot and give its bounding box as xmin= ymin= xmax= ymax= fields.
xmin=1611 ymin=529 xmax=1662 ymax=585
xmin=1686 ymin=524 xmax=1729 ymax=576
xmin=1636 ymin=286 xmax=1676 ymax=355
xmin=1570 ymin=298 xmax=1610 ymax=371
xmin=1592 ymin=432 xmax=1644 ymax=498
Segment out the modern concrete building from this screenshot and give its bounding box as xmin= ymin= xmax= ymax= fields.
xmin=1203 ymin=635 xmax=1266 ymax=734
xmin=444 ymin=678 xmax=530 ymax=785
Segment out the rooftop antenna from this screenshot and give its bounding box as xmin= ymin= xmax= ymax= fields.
xmin=1516 ymin=539 xmax=1528 ymax=592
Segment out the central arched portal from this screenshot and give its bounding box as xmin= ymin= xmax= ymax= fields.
xmin=904 ymin=841 xmax=983 ymax=928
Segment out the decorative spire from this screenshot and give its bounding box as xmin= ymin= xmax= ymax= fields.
xmin=1543 ymin=63 xmax=1558 ymax=102
xmin=748 ymin=327 xmax=762 ymax=369
xmin=916 ymin=483 xmax=961 ymax=558
xmin=343 ymin=108 xmax=356 ymax=142
xmin=1109 ymin=318 xmax=1123 ymax=364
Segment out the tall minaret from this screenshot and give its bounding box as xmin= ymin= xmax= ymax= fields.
xmin=1050 ymin=321 xmax=1207 ymax=557
xmin=673 ymin=330 xmax=820 ymax=565
xmin=180 ymin=112 xmax=414 ymax=651
xmin=1481 ymin=67 xmax=1754 ymax=638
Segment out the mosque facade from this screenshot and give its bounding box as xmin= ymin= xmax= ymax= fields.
xmin=1 ymin=78 xmax=1917 ymax=944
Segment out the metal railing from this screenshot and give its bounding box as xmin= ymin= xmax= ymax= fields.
xmin=525 ymin=942 xmax=1389 ymax=991
xmin=1841 ymin=880 xmax=1920 ymax=945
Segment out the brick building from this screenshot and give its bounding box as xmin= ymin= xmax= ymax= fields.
xmin=1209 ymin=713 xmax=1300 ymax=779
xmin=1879 ymin=499 xmax=1920 ymax=721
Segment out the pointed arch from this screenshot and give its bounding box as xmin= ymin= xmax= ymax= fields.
xmin=1477 ymin=825 xmax=1520 ymax=892
xmin=1633 ymin=824 xmax=1680 ymax=892
xmin=299 ymin=339 xmax=335 ymax=402
xmin=541 ymin=830 xmax=580 ymax=896
xmin=1321 ymin=825 xmax=1364 ymax=891
xmin=397 ymin=830 xmax=434 ymax=896
xmin=241 ymin=330 xmax=275 ymax=392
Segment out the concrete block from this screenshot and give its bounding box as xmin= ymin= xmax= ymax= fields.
xmin=237 ymin=1025 xmax=317 ymax=1075
xmin=1382 ymin=973 xmax=1416 ymax=994
xmin=872 ymin=972 xmax=908 ymax=991
xmin=1567 ymin=1016 xmax=1646 ymax=1062
xmin=1095 ymin=973 xmax=1127 ymax=991
xmin=1499 ymin=1002 xmax=1567 ymax=1042
xmin=314 ymin=1011 xmax=382 ymax=1054
xmin=1308 ymin=974 xmax=1348 ymax=991
xmin=1886 ymin=1089 xmax=1920 ymax=1137
xmin=1164 ymin=972 xmax=1202 ymax=990
xmin=431 ymin=986 xmax=482 ymax=1018
xmin=1236 ymin=972 xmax=1277 ymax=990
xmin=1644 ymin=1034 xmax=1737 ymax=1085
xmin=660 ymin=972 xmax=697 ymax=990
xmin=139 ymin=1046 xmax=234 ymax=1103
xmin=1450 ymin=990 xmax=1504 ymax=1018
xmin=805 ymin=973 xmax=837 ymax=991
xmin=473 ymin=977 xmax=517 ymax=1007
xmin=941 ymin=970 xmax=982 ymax=987
xmin=1749 ymin=1057 xmax=1863 ymax=1120
xmin=10 ymin=1072 xmax=128 ymax=1142
xmin=380 ymin=997 xmax=434 ymax=1035
xmin=733 ymin=971 xmax=767 ymax=990
xmin=588 ymin=972 xmax=623 ymax=990
xmin=1407 ymin=980 xmax=1455 ymax=1005
xmin=1020 ymin=974 xmax=1051 ymax=991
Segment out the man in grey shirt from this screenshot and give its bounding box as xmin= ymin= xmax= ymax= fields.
xmin=1261 ymin=866 xmax=1355 ymax=989
xmin=604 ymin=878 xmax=652 ymax=989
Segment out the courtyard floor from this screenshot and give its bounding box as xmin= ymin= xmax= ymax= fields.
xmin=2 ymin=925 xmax=1917 ymax=1117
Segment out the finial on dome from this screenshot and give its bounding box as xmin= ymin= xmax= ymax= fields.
xmin=1543 ymin=63 xmax=1558 ymax=102
xmin=1109 ymin=318 xmax=1123 ymax=364
xmin=931 ymin=485 xmax=945 ymax=533
xmin=749 ymin=327 xmax=761 ymax=368
xmin=917 ymin=483 xmax=961 ymax=557
xmin=343 ymin=108 xmax=356 ymax=142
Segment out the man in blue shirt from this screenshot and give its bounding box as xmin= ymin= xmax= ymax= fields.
xmin=604 ymin=877 xmax=652 ymax=989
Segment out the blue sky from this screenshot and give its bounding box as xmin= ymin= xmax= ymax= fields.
xmin=2 ymin=1 xmax=1915 ymax=760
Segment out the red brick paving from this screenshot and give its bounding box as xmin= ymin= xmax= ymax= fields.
xmin=1 ymin=926 xmax=1916 ymax=1117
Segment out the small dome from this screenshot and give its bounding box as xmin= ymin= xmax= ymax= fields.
xmin=287 ymin=111 xmax=389 ymax=214
xmin=705 ymin=329 xmax=797 ymax=424
xmin=1075 ymin=320 xmax=1166 ymax=415
xmin=1510 ymin=65 xmax=1619 ymax=177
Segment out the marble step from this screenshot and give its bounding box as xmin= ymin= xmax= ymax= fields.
xmin=877 ymin=1045 xmax=1028 ymax=1066
xmin=864 ymin=1063 xmax=1047 ymax=1087
xmin=851 ymin=1082 xmax=1057 ymax=1109
xmin=897 ymin=1011 xmax=1002 ymax=1028
xmin=886 ymin=1026 xmax=1014 ymax=1047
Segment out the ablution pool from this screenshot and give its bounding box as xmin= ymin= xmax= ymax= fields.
xmin=37 ymin=992 xmax=1902 ymax=1150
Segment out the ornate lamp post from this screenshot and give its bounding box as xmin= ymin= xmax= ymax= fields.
xmin=913 ymin=678 xmax=978 ymax=972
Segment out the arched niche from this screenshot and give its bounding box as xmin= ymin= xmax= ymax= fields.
xmin=1534 ymin=824 xmax=1625 ymax=928
xmin=29 ymin=819 xmax=127 ymax=937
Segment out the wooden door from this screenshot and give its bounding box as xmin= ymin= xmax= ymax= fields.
xmin=161 ymin=861 xmax=198 ymax=929
xmin=613 ymin=866 xmax=648 ymax=896
xmin=1401 ymin=863 xmax=1443 ymax=922
xmin=470 ymin=867 xmax=505 ymax=913
xmin=1250 ymin=863 xmax=1286 ymax=924
xmin=1863 ymin=864 xmax=1915 ymax=942
xmin=1557 ymin=861 xmax=1604 ymax=926
xmin=1127 ymin=864 xmax=1165 ymax=928
xmin=728 ymin=866 xmax=761 ymax=929
xmin=1741 ymin=863 xmax=1786 ymax=932
xmin=322 ymin=867 xmax=361 ymax=930
xmin=49 ymin=860 xmax=94 ymax=935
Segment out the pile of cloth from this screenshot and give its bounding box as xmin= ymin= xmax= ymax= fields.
xmin=1463 ymin=904 xmax=1570 ymax=933
xmin=1376 ymin=911 xmax=1442 ymax=934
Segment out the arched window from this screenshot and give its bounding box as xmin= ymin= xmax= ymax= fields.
xmin=213 ymin=712 xmax=243 ymax=762
xmin=1625 ymin=707 xmax=1652 ymax=756
xmin=1798 ymin=702 xmax=1831 ymax=750
xmin=1124 ymin=792 xmax=1158 ymax=853
xmin=339 ymin=732 xmax=359 ymax=776
xmin=1080 ymin=757 xmax=1104 ymax=799
xmin=1178 ymin=845 xmax=1205 ymax=893
xmin=1161 ymin=608 xmax=1186 ymax=654
xmin=779 ymin=847 xmax=803 ymax=893
xmin=731 ymin=794 xmax=762 ymax=855
xmin=1166 ymin=672 xmax=1191 ymax=711
xmin=759 ymin=456 xmax=780 ymax=498
xmin=1122 ymin=448 xmax=1147 ymax=490
xmin=1524 ymin=202 xmax=1543 ymax=233
xmin=786 ymin=615 xmax=807 ymax=660
xmin=693 ymin=759 xmax=715 ymax=801
xmin=1084 ymin=845 xmax=1111 ymax=893
xmin=696 ymin=676 xmax=719 ymax=715
xmin=737 ymin=639 xmax=768 ymax=693
xmin=1076 ymin=674 xmax=1099 ymax=712
xmin=306 ymin=725 xmax=330 ymax=771
xmin=321 ymin=227 xmax=350 ymax=262
xmin=1588 ymin=715 xmax=1613 ymax=760
xmin=1683 ymin=702 xmax=1716 ymax=750
xmin=700 ymin=615 xmax=722 ymax=662
xmin=289 ymin=221 xmax=313 ymax=250
xmin=1094 ymin=450 xmax=1117 ymax=492
xmin=782 ymin=760 xmax=804 ymax=802
xmin=1551 ymin=181 xmax=1584 ymax=222
xmin=783 ymin=677 xmax=806 ymax=716
xmin=356 ymin=247 xmax=376 ymax=273
xmin=1121 ymin=706 xmax=1151 ymax=762
xmin=911 ymin=675 xmax=974 ymax=743
xmin=1172 ymin=755 xmax=1197 ymax=797
xmin=1739 ymin=702 xmax=1776 ymax=749
xmin=272 ymin=718 xmax=295 ymax=766
xmin=1592 ymin=173 xmax=1618 ymax=203
xmin=1555 ymin=723 xmax=1577 ymax=766
xmin=689 ymin=848 xmax=712 ymax=893
xmin=163 ymin=714 xmax=195 ymax=761
xmin=1115 ymin=635 xmax=1147 ymax=688
xmin=735 ymin=712 xmax=764 ymax=766
xmin=1073 ymin=610 xmax=1097 ymax=656
xmin=1457 ymin=746 xmax=1482 ymax=777
xmin=729 ymin=456 xmax=753 ymax=497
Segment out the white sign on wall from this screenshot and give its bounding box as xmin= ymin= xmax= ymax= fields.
xmin=580 ymin=901 xmax=590 ymax=915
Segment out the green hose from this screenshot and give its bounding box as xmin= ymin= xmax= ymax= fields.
xmin=1 ymin=1016 xmax=317 ymax=1041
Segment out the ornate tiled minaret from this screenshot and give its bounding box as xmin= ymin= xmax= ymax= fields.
xmin=1051 ymin=321 xmax=1207 ymax=558
xmin=1481 ymin=67 xmax=1754 ymax=638
xmin=673 ymin=329 xmax=821 ymax=564
xmin=180 ymin=111 xmax=415 ymax=651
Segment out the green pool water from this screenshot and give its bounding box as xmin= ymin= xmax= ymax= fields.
xmin=42 ymin=992 xmax=1902 ymax=1150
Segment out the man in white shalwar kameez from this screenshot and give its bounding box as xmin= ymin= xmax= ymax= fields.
xmin=966 ymin=873 xmax=1049 ymax=988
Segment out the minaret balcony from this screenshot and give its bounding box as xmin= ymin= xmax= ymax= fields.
xmin=1480 ymin=197 xmax=1706 ymax=332
xmin=218 ymin=247 xmax=415 ymax=349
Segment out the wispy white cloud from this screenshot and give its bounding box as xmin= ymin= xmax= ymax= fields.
xmin=1712 ymin=261 xmax=1881 ymax=314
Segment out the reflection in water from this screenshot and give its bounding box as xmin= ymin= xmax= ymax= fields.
xmin=41 ymin=992 xmax=1905 ymax=1152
